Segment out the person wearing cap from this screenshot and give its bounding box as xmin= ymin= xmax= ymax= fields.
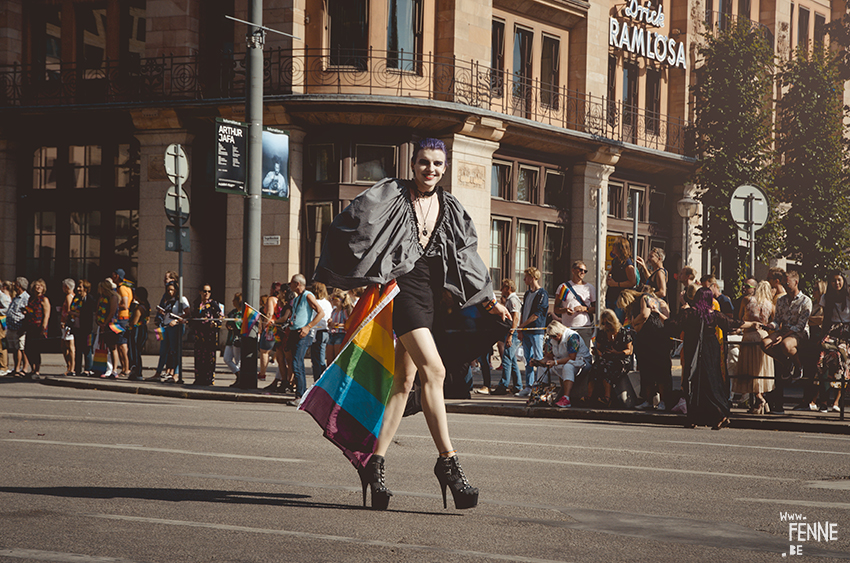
xmin=111 ymin=269 xmax=133 ymax=376
xmin=6 ymin=278 xmax=30 ymax=376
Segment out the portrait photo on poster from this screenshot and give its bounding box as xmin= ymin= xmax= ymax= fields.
xmin=262 ymin=127 xmax=289 ymax=200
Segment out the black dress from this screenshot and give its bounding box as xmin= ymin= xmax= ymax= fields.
xmin=674 ymin=309 xmax=743 ymax=427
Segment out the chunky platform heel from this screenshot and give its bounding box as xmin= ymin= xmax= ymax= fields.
xmin=434 ymin=454 xmax=479 ymax=510
xmin=357 ymin=454 xmax=393 ymax=510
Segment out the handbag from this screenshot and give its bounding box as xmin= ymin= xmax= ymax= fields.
xmin=92 ymin=329 xmax=110 ymax=375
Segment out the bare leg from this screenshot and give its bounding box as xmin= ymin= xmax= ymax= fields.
xmin=375 ymin=328 xmax=452 ymax=456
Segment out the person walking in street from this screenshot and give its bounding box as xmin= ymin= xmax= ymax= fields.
xmin=313 ymin=138 xmax=510 ymax=511
xmin=517 ymin=267 xmax=548 ymax=397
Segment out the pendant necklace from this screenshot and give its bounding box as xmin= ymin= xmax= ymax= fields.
xmin=416 ymin=193 xmax=435 ymax=237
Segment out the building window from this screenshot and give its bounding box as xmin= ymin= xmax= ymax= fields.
xmin=69 ymin=211 xmax=101 ymax=281
xmin=608 ymin=181 xmax=624 ymax=218
xmin=622 ymin=61 xmax=638 ymax=134
xmin=32 ymin=5 xmax=62 ymax=81
xmin=814 ymin=13 xmax=826 ymax=46
xmin=387 ymin=0 xmax=422 ymax=72
xmin=77 ymin=3 xmax=108 ymax=76
xmin=33 ymin=147 xmax=58 ymax=190
xmin=543 ymin=170 xmax=566 ymax=207
xmin=646 ymin=69 xmax=661 ymax=136
xmin=328 ymin=0 xmax=368 ymax=69
xmin=491 ymin=161 xmax=511 ymax=199
xmin=306 ymin=203 xmax=334 ymax=280
xmin=649 ymin=190 xmax=666 ymax=224
xmin=798 ymin=7 xmax=810 ymax=48
xmin=71 ymin=145 xmax=102 ymax=189
xmin=512 ymin=25 xmax=533 ymax=114
xmin=705 ymin=0 xmax=713 ymax=27
xmin=308 ymin=144 xmax=337 ymax=183
xmin=627 ymin=188 xmax=646 ymax=221
xmin=514 ymin=221 xmax=536 ymax=290
xmin=718 ymin=0 xmax=733 ymax=30
xmin=516 ymin=165 xmax=538 ymax=204
xmin=114 ymin=210 xmax=139 ymax=273
xmin=490 ymin=218 xmax=510 ymax=286
xmin=120 ymin=0 xmax=146 ymax=65
xmin=738 ymin=0 xmax=751 ymax=19
xmin=607 ymin=55 xmax=618 ymax=127
xmin=542 ymin=225 xmax=564 ymax=296
xmin=27 ymin=211 xmax=57 ymax=280
xmin=491 ymin=19 xmax=505 ymax=97
xmin=355 ymin=144 xmax=395 ymax=183
xmin=541 ymin=34 xmax=560 ymax=109
xmin=115 ymin=144 xmax=139 ymax=189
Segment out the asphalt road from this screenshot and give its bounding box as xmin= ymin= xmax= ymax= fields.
xmin=1 ymin=380 xmax=848 ymax=563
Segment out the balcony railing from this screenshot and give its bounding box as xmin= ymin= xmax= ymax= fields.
xmin=704 ymin=11 xmax=775 ymax=49
xmin=0 ymin=48 xmax=690 ymax=156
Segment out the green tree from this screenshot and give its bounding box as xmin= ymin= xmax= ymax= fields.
xmin=690 ymin=19 xmax=778 ymax=292
xmin=775 ymin=47 xmax=850 ymax=290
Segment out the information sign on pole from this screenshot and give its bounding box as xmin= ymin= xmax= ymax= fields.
xmin=165 ymin=226 xmax=191 ymax=252
xmin=730 ymin=184 xmax=769 ymax=277
xmin=215 ymin=118 xmax=248 ymax=194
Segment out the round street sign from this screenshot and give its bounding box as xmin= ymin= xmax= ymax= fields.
xmin=164 ymin=144 xmax=189 ymax=183
xmin=730 ymin=184 xmax=769 ymax=231
xmin=164 ymin=186 xmax=190 ymax=226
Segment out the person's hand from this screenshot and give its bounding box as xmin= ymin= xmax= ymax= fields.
xmin=565 ymin=307 xmax=574 ymax=316
xmin=492 ymin=302 xmax=510 ymax=322
xmin=299 ymin=326 xmax=310 ymax=339
xmin=506 ymin=335 xmax=512 ymax=346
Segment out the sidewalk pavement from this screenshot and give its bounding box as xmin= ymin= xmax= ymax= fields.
xmin=5 ymin=353 xmax=848 ymax=435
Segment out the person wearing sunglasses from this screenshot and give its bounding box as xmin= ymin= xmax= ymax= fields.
xmin=188 ymin=285 xmax=222 ymax=386
xmin=554 ymin=260 xmax=596 ymax=330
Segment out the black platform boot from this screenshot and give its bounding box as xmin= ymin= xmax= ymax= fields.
xmin=434 ymin=454 xmax=479 ymax=509
xmin=357 ymin=455 xmax=392 ymax=510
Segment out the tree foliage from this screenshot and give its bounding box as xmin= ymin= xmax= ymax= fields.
xmin=775 ymin=47 xmax=850 ymax=288
xmin=690 ymin=19 xmax=778 ymax=290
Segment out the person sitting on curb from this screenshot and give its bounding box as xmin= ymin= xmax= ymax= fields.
xmin=541 ymin=321 xmax=591 ymax=408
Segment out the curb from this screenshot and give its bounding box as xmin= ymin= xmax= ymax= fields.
xmin=28 ymin=376 xmax=850 ymax=435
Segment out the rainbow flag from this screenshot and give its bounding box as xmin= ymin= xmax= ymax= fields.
xmin=0 ymin=315 xmax=5 ymax=330
xmin=241 ymin=303 xmax=261 ymax=336
xmin=300 ymin=282 xmax=398 ymax=468
xmin=555 ymin=283 xmax=568 ymax=303
xmin=154 ymin=326 xmax=165 ymax=341
xmin=108 ymin=321 xmax=127 ymax=334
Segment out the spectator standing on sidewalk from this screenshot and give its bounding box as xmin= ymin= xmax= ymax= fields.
xmin=111 ymin=269 xmax=133 ymax=377
xmin=153 ymin=271 xmax=177 ymax=377
xmin=762 ymin=270 xmax=811 ymax=414
xmin=554 ymin=260 xmax=596 ymax=334
xmin=23 ymin=279 xmax=50 ymax=379
xmin=127 ymin=287 xmax=150 ymax=380
xmin=731 ymin=281 xmax=775 ymax=414
xmin=310 ymin=282 xmax=333 ymax=382
xmin=188 ymin=284 xmax=222 ymax=386
xmin=606 ymin=236 xmax=637 ymax=321
xmin=287 ymin=274 xmax=324 ymax=399
xmin=95 ymin=279 xmax=119 ymax=379
xmin=59 ymin=278 xmax=76 ymax=376
xmin=0 ymin=280 xmax=11 ymax=375
xmin=71 ymin=279 xmax=95 ymax=377
xmin=768 ymin=267 xmax=787 ymax=305
xmin=326 ymin=289 xmax=353 ymax=364
xmin=7 ymin=278 xmax=30 ymax=376
xmin=677 ymin=266 xmax=697 ymax=309
xmin=491 ymin=279 xmax=522 ymax=395
xmin=517 ymin=267 xmax=548 ymax=397
xmin=224 ymin=292 xmax=243 ymax=383
xmin=812 ymin=271 xmax=850 ymax=413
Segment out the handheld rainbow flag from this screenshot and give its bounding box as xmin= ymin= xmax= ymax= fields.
xmin=108 ymin=321 xmax=127 ymax=334
xmin=555 ymin=283 xmax=568 ymax=303
xmin=300 ymin=282 xmax=398 ymax=469
xmin=0 ymin=315 xmax=5 ymax=330
xmin=154 ymin=326 xmax=165 ymax=341
xmin=241 ymin=303 xmax=261 ymax=336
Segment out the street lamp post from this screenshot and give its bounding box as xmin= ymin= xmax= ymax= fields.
xmin=677 ymin=195 xmax=698 ymax=269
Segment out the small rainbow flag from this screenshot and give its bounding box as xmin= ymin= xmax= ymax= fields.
xmin=300 ymin=282 xmax=398 ymax=469
xmin=241 ymin=303 xmax=261 ymax=336
xmin=0 ymin=315 xmax=5 ymax=330
xmin=154 ymin=326 xmax=165 ymax=341
xmin=108 ymin=321 xmax=127 ymax=334
xmin=555 ymin=283 xmax=568 ymax=303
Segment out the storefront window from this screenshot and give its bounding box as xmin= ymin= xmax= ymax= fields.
xmin=329 ymin=0 xmax=368 ymax=69
xmin=355 ymin=145 xmax=395 ymax=183
xmin=387 ymin=0 xmax=422 ymax=72
xmin=69 ymin=211 xmax=101 ymax=281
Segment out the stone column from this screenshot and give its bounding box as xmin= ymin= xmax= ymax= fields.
xmin=0 ymin=140 xmax=17 ymax=280
xmin=570 ymin=147 xmax=621 ymax=304
xmin=442 ymin=117 xmax=505 ymax=269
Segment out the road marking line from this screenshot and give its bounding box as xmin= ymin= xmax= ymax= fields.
xmin=736 ymin=497 xmax=850 ymax=510
xmin=796 ymin=435 xmax=850 ymax=442
xmin=0 ymin=547 xmax=145 ymax=562
xmin=1 ymin=439 xmax=304 ymax=463
xmin=394 ymin=434 xmax=694 ymax=457
xmin=463 ymin=453 xmax=788 ymax=481
xmin=82 ymin=512 xmax=571 ymax=563
xmin=665 ymin=440 xmax=850 ymax=456
xmin=13 ymin=398 xmax=197 ymax=407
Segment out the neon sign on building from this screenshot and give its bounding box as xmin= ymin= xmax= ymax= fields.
xmin=609 ymin=0 xmax=687 ymax=69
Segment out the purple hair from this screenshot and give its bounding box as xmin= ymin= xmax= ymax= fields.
xmin=693 ymin=287 xmax=716 ymax=325
xmin=412 ymin=138 xmax=448 ymax=163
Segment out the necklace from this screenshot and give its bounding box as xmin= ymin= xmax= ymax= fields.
xmin=415 ymin=194 xmax=435 ymax=237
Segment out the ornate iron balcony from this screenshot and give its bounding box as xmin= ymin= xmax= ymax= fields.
xmin=0 ymin=47 xmax=689 ymax=156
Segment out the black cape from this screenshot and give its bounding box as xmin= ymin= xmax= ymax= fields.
xmin=313 ymin=178 xmax=493 ymax=309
